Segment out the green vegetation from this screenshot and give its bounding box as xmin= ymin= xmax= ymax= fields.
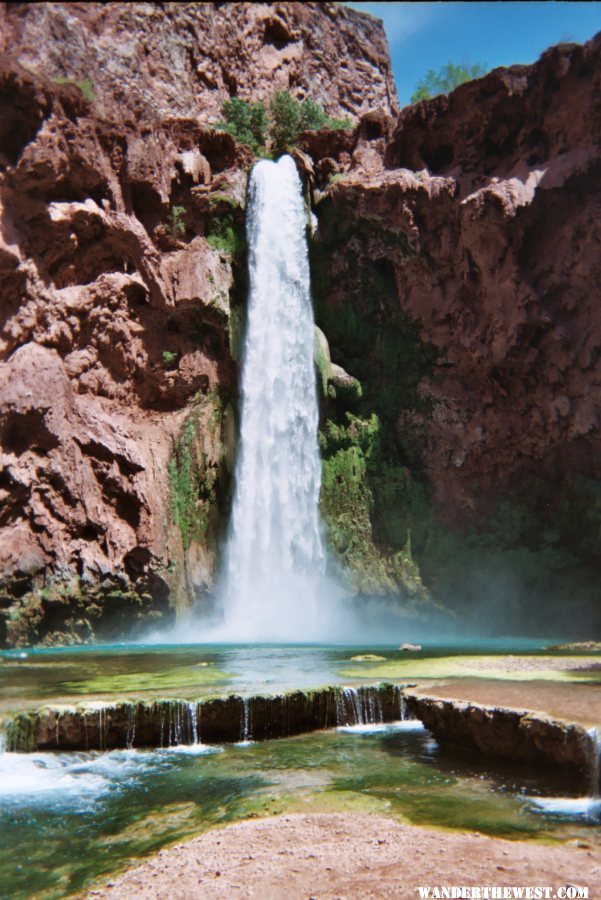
xmin=310 ymin=202 xmax=439 ymax=599
xmin=52 ymin=76 xmax=96 ymax=102
xmin=161 ymin=350 xmax=179 ymax=370
xmin=270 ymin=91 xmax=352 ymax=155
xmin=216 ymin=91 xmax=352 ymax=157
xmin=168 ymin=394 xmax=226 ymax=550
xmin=216 ymin=98 xmax=269 ymax=154
xmin=314 ymin=327 xmax=332 ymax=398
xmin=319 ymin=411 xmax=428 ymax=598
xmin=63 ymin=665 xmax=231 ymax=697
xmin=5 ymin=711 xmax=38 ymax=752
xmin=166 ymin=205 xmax=187 ymax=237
xmin=411 ymin=61 xmax=488 ymax=103
xmin=206 ymin=210 xmax=246 ymax=256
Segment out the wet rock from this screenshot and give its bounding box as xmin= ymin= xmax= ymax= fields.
xmin=547 ymin=641 xmax=601 ymax=652
xmin=404 ymin=692 xmax=595 ymax=776
xmin=3 ymin=684 xmax=407 ymax=751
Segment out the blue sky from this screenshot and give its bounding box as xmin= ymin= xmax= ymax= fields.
xmin=347 ymin=2 xmax=601 ymax=106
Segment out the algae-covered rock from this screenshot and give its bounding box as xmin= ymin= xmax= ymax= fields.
xmin=350 ymin=654 xmax=386 ymax=662
xmin=329 ymin=363 xmax=362 ymax=406
xmin=167 ymin=389 xmax=233 ymax=603
xmin=319 ymin=411 xmax=430 ymax=603
xmin=314 ymin=326 xmax=332 ymax=398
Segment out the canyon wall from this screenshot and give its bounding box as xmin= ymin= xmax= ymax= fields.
xmin=1 ymin=1 xmax=600 ymax=645
xmin=0 ymin=2 xmax=396 ymax=646
xmin=0 ymin=2 xmax=397 ymax=123
xmin=307 ymin=34 xmax=601 ymax=634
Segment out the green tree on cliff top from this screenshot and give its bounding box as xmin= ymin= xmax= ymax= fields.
xmin=216 ymin=98 xmax=269 ymax=154
xmin=217 ymin=92 xmax=352 ymax=156
xmin=410 ymin=61 xmax=487 ymax=103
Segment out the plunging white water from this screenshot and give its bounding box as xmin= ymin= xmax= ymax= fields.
xmin=220 ymin=155 xmax=326 ymax=641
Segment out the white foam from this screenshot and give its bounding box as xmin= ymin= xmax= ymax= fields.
xmin=529 ymin=796 xmax=601 ymax=818
xmin=162 ymin=744 xmax=223 ymax=756
xmin=0 ymin=753 xmax=108 ymax=802
xmin=337 ymin=719 xmax=425 ymax=734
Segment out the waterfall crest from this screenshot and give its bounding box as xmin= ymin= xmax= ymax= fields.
xmin=220 ymin=155 xmax=325 ymax=641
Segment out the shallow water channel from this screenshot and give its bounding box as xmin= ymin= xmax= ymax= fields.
xmin=1 ymin=642 xmax=600 ymax=899
xmin=3 ymin=638 xmax=595 ymax=712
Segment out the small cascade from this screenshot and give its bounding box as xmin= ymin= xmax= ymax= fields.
xmin=5 ymin=684 xmax=412 ymax=751
xmin=154 ymin=700 xmax=202 ymax=748
xmin=362 ymin=686 xmax=384 ymax=725
xmin=187 ymin=701 xmax=200 ymax=746
xmin=167 ymin=701 xmax=201 ymax=747
xmin=587 ymin=727 xmax=601 ymax=797
xmin=336 ymin=687 xmax=385 ymax=727
xmin=0 ymin=725 xmax=6 ymax=755
xmin=168 ymin=701 xmax=182 ymax=746
xmin=240 ymin=697 xmax=253 ymax=743
xmin=97 ymin=707 xmax=109 ymax=751
xmin=399 ymin=690 xmax=408 ymax=722
xmin=126 ymin=705 xmax=137 ymax=750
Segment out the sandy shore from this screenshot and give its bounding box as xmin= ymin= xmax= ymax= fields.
xmin=86 ymin=813 xmax=601 ymax=899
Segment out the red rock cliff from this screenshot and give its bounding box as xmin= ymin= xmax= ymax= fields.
xmin=304 ymin=34 xmax=601 ymax=634
xmin=0 ymin=2 xmax=396 ymax=646
xmin=1 ymin=2 xmax=398 ymax=122
xmin=1 ymin=0 xmax=600 ymax=644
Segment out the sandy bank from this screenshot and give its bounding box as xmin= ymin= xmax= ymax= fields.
xmin=86 ymin=813 xmax=601 ymax=899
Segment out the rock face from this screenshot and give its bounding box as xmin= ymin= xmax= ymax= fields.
xmin=2 ymin=2 xmax=397 ymax=123
xmin=0 ymin=59 xmax=243 ymax=645
xmin=404 ymin=691 xmax=596 ymax=784
xmin=1 ymin=1 xmax=600 ymax=643
xmin=306 ymin=34 xmax=601 ymax=633
xmin=3 ymin=683 xmax=405 ymax=751
xmin=0 ymin=2 xmax=397 ymax=646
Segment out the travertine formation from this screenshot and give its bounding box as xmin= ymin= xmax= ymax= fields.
xmin=304 ymin=35 xmax=601 ymax=631
xmin=310 ymin=34 xmax=601 ymax=516
xmin=0 ymin=2 xmax=396 ymax=645
xmin=1 ymin=2 xmax=398 ymax=123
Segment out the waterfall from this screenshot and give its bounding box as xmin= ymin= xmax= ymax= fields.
xmin=220 ymin=155 xmax=325 ymax=641
xmin=588 ymin=727 xmax=601 ymax=797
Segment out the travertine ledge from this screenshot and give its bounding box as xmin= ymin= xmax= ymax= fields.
xmin=1 ymin=683 xmax=406 ymax=752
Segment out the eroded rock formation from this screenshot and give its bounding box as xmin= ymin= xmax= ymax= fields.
xmin=1 ymin=0 xmax=600 ymax=644
xmin=0 ymin=2 xmax=395 ymax=646
xmin=1 ymin=2 xmax=397 ymax=123
xmin=404 ymin=691 xmax=595 ymax=780
xmin=0 ymin=58 xmax=246 ymax=644
xmin=305 ymin=35 xmax=601 ymax=632
xmin=3 ymin=684 xmax=405 ymax=751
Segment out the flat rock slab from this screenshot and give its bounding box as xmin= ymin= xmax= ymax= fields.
xmin=85 ymin=812 xmax=601 ymax=899
xmin=411 ymin=679 xmax=601 ymax=729
xmin=404 ymin=680 xmax=601 ymax=778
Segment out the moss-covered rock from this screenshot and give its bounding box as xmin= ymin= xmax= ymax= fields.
xmin=2 ymin=573 xmax=172 ymax=649
xmin=319 ymin=411 xmax=429 ymax=600
xmin=167 ymin=388 xmax=234 ymax=601
xmin=314 ymin=325 xmax=332 ymax=398
xmin=310 ymin=199 xmax=440 ymax=603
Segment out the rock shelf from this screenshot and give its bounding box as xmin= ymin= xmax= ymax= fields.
xmin=404 ymin=689 xmax=600 ymax=785
xmin=1 ymin=683 xmax=407 ymax=752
